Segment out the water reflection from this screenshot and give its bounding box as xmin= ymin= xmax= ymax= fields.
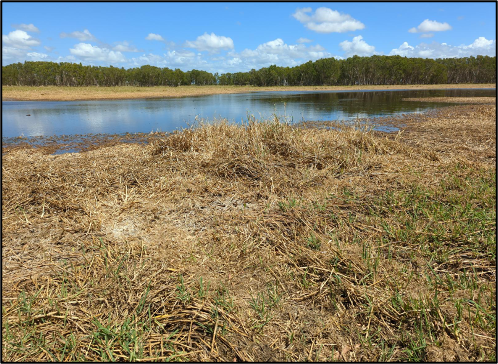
xmin=2 ymin=88 xmax=495 ymax=139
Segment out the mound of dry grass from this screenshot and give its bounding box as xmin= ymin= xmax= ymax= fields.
xmin=2 ymin=104 xmax=496 ymax=361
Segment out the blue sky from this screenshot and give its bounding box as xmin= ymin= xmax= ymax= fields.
xmin=2 ymin=2 xmax=496 ymax=73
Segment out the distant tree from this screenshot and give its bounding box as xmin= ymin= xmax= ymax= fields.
xmin=1 ymin=56 xmax=495 ymax=87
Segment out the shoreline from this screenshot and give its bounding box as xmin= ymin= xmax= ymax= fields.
xmin=3 ymin=97 xmax=495 ymax=157
xmin=2 ymin=83 xmax=496 ymax=101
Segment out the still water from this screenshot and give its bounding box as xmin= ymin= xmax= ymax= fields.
xmin=2 ymin=88 xmax=495 ymax=139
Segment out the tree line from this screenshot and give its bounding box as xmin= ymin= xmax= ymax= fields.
xmin=2 ymin=55 xmax=495 ymax=87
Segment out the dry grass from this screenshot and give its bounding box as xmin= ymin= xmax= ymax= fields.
xmin=2 ymin=84 xmax=496 ymax=101
xmin=386 ymin=98 xmax=496 ymax=165
xmin=403 ymin=97 xmax=496 ymax=104
xmin=2 ymin=102 xmax=496 ymax=362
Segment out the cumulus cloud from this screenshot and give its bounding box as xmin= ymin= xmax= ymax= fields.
xmin=185 ymin=33 xmax=234 ymax=53
xmin=240 ymin=39 xmax=325 ymax=59
xmin=54 ymin=55 xmax=77 ymax=63
xmin=297 ymin=37 xmax=313 ymax=44
xmin=408 ymin=19 xmax=452 ymax=33
xmin=227 ymin=57 xmax=242 ymax=66
xmin=393 ymin=42 xmax=414 ymax=53
xmin=466 ymin=37 xmax=495 ymax=49
xmin=228 ymin=38 xmax=335 ymax=71
xmin=145 ymin=33 xmax=165 ymax=41
xmin=69 ymin=43 xmax=127 ymax=63
xmin=127 ymin=50 xmax=208 ymax=71
xmin=60 ymin=29 xmax=98 ymax=42
xmin=13 ymin=23 xmax=40 ymax=33
xmin=163 ymin=50 xmax=202 ymax=67
xmin=130 ymin=53 xmax=164 ymax=66
xmin=293 ymin=7 xmax=364 ymax=33
xmin=2 ymin=46 xmax=28 ymax=61
xmin=145 ymin=33 xmax=175 ymax=48
xmin=389 ymin=37 xmax=496 ymax=58
xmin=2 ymin=30 xmax=41 ymax=49
xmin=2 ymin=30 xmax=47 ymax=63
xmin=113 ymin=41 xmax=141 ymax=52
xmin=27 ymin=52 xmax=48 ymax=61
xmin=339 ymin=35 xmax=376 ymax=57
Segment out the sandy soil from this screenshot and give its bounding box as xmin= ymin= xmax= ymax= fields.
xmin=2 ymin=84 xmax=496 ymax=101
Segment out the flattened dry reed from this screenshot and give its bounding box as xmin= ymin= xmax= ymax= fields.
xmin=2 ymin=102 xmax=496 ymax=362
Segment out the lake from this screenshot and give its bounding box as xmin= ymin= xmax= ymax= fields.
xmin=2 ymin=88 xmax=495 ymax=141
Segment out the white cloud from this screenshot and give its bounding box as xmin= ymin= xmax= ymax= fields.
xmin=227 ymin=57 xmax=242 ymax=66
xmin=113 ymin=41 xmax=141 ymax=52
xmin=242 ymin=39 xmax=327 ymax=60
xmin=55 ymin=55 xmax=77 ymax=63
xmin=60 ymin=29 xmax=97 ymax=42
xmin=27 ymin=52 xmax=48 ymax=61
xmin=339 ymin=35 xmax=376 ymax=57
xmin=466 ymin=36 xmax=494 ymax=49
xmin=420 ymin=33 xmax=434 ymax=39
xmin=146 ymin=33 xmax=165 ymax=41
xmin=418 ymin=50 xmax=434 ymax=57
xmin=164 ymin=50 xmax=200 ymax=67
xmin=292 ymin=7 xmax=312 ymax=22
xmin=2 ymin=30 xmax=41 ymax=49
xmin=13 ymin=23 xmax=40 ymax=33
xmin=145 ymin=33 xmax=175 ymax=48
xmin=293 ymin=7 xmax=365 ymax=33
xmin=69 ymin=43 xmax=127 ymax=63
xmin=395 ymin=42 xmax=414 ymax=52
xmin=408 ymin=19 xmax=452 ymax=33
xmin=2 ymin=41 xmax=50 ymax=64
xmin=228 ymin=38 xmax=335 ymax=71
xmin=2 ymin=46 xmax=28 ymax=60
xmin=127 ymin=50 xmax=209 ymax=71
xmin=131 ymin=53 xmax=164 ymax=66
xmin=389 ymin=37 xmax=496 ymax=58
xmin=185 ymin=32 xmax=234 ymax=53
xmin=297 ymin=37 xmax=313 ymax=44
